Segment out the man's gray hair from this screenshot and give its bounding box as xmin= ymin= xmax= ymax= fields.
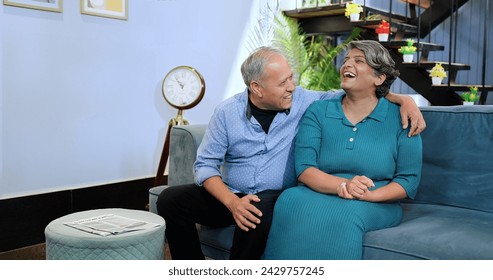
xmin=241 ymin=46 xmax=286 ymax=89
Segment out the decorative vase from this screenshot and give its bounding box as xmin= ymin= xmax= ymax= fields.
xmin=431 ymin=77 xmax=443 ymax=85
xmin=403 ymin=54 xmax=414 ymax=63
xmin=378 ymin=33 xmax=389 ymax=42
xmin=463 ymin=101 xmax=474 ymax=105
xmin=350 ymin=13 xmax=360 ymax=21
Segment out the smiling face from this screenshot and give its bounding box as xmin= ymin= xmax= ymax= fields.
xmin=250 ymin=52 xmax=296 ymax=111
xmin=340 ymin=48 xmax=385 ymax=95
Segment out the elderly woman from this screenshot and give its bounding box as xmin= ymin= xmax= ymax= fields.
xmin=263 ymin=40 xmax=423 ymax=259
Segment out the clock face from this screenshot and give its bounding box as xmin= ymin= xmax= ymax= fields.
xmin=162 ymin=66 xmax=205 ymax=110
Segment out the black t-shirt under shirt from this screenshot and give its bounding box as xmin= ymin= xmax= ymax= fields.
xmin=248 ymin=97 xmax=280 ymax=134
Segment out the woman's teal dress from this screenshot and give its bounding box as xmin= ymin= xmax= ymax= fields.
xmin=263 ymin=96 xmax=422 ymax=260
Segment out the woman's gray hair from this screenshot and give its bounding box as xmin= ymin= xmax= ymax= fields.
xmin=346 ymin=40 xmax=400 ymax=97
xmin=241 ymin=46 xmax=286 ymax=89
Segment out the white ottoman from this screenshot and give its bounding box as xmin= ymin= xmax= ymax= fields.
xmin=45 ymin=208 xmax=165 ymax=260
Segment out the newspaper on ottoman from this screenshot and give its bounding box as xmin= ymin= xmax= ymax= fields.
xmin=64 ymin=214 xmax=160 ymax=236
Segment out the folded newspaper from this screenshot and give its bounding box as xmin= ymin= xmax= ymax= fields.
xmin=64 ymin=214 xmax=160 ymax=236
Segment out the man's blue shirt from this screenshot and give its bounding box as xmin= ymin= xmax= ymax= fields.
xmin=193 ymin=86 xmax=342 ymax=194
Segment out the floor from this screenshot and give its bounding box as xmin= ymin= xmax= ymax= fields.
xmin=0 ymin=243 xmax=46 ymax=260
xmin=0 ymin=243 xmax=172 ymax=260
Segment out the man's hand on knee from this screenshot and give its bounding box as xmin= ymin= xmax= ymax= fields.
xmin=229 ymin=195 xmax=263 ymax=231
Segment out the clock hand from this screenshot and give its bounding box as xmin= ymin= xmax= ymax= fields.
xmin=173 ymin=77 xmax=184 ymax=89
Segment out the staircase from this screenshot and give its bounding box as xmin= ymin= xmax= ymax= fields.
xmin=283 ymin=0 xmax=492 ymax=105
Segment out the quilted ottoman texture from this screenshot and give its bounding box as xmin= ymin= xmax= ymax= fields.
xmin=45 ymin=208 xmax=165 ymax=260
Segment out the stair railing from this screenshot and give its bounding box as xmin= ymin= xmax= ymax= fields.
xmin=480 ymin=0 xmax=489 ymax=104
xmin=447 ymin=0 xmax=455 ymax=88
xmin=416 ymin=0 xmax=421 ymax=67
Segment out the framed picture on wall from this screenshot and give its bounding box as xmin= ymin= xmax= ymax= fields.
xmin=3 ymin=0 xmax=63 ymax=13
xmin=80 ymin=0 xmax=127 ymax=20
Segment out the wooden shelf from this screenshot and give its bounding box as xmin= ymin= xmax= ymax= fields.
xmin=400 ymin=61 xmax=470 ymax=71
xmin=432 ymin=84 xmax=493 ymax=92
xmin=283 ymin=3 xmax=347 ymax=19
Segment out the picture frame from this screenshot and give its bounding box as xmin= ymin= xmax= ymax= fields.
xmin=80 ymin=0 xmax=127 ymax=20
xmin=3 ymin=0 xmax=63 ymax=13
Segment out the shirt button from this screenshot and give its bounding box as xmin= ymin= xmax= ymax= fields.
xmin=349 ymin=138 xmax=354 ymax=142
xmin=353 ymin=127 xmax=357 ymax=132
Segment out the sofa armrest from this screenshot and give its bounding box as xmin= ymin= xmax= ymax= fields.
xmin=168 ymin=124 xmax=207 ymax=186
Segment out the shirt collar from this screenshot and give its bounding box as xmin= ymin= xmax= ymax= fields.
xmin=245 ymin=89 xmax=290 ymax=120
xmin=368 ymin=96 xmax=389 ymax=122
xmin=326 ymin=94 xmax=389 ymax=123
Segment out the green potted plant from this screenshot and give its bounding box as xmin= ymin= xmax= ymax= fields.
xmin=345 ymin=3 xmax=363 ymax=21
xmin=398 ymin=39 xmax=417 ymax=62
xmin=461 ymin=86 xmax=480 ymax=105
xmin=429 ymin=63 xmax=447 ymax=85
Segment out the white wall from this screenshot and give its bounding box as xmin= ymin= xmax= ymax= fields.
xmin=1 ymin=0 xmax=266 ymax=198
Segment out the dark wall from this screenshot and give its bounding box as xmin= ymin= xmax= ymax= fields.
xmin=0 ymin=177 xmax=154 ymax=252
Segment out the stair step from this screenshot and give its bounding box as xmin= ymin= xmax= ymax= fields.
xmin=400 ymin=0 xmax=431 ymax=9
xmin=351 ymin=19 xmax=418 ymax=33
xmin=283 ymin=3 xmax=347 ymax=19
xmin=382 ymin=40 xmax=444 ymax=51
xmin=432 ymin=84 xmax=493 ymax=92
xmin=401 ymin=61 xmax=470 ymax=71
xmin=284 ymin=3 xmax=410 ymax=22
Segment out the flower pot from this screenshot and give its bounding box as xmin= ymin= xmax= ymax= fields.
xmin=350 ymin=13 xmax=360 ymax=21
xmin=431 ymin=77 xmax=443 ymax=85
xmin=402 ymin=54 xmax=414 ymax=63
xmin=378 ymin=33 xmax=389 ymax=42
xmin=463 ymin=101 xmax=474 ymax=105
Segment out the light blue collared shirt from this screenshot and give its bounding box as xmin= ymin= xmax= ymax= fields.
xmin=193 ymin=86 xmax=342 ymax=194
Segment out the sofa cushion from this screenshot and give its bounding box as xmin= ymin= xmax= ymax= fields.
xmin=363 ymin=203 xmax=493 ymax=260
xmin=198 ymin=225 xmax=234 ymax=260
xmin=417 ymin=106 xmax=493 ymax=213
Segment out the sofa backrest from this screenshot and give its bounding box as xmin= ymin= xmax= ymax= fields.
xmin=168 ymin=124 xmax=207 ymax=187
xmin=167 ymin=106 xmax=493 ymax=214
xmin=415 ymin=105 xmax=493 ymax=214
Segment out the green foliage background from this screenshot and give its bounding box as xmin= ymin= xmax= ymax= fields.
xmin=248 ymin=2 xmax=362 ymax=91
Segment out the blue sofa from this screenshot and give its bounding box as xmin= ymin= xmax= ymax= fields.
xmin=159 ymin=105 xmax=493 ymax=260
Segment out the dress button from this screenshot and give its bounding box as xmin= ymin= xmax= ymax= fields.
xmin=353 ymin=127 xmax=357 ymax=132
xmin=349 ymin=138 xmax=354 ymax=142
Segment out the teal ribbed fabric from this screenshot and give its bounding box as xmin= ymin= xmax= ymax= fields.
xmin=263 ymin=96 xmax=422 ymax=260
